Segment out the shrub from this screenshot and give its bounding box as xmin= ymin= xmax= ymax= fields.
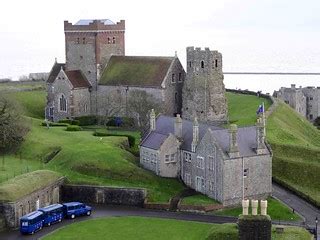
xmin=58 ymin=119 xmax=80 ymax=125
xmin=41 ymin=122 xmax=68 ymax=127
xmin=105 ymin=117 xmax=135 ymax=127
xmin=75 ymin=115 xmax=97 ymax=126
xmin=205 ymin=224 xmax=238 ymax=240
xmin=66 ymin=125 xmax=82 ymax=131
xmin=93 ymin=131 xmax=135 ymax=147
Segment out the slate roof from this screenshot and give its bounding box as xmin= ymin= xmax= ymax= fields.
xmin=47 ymin=62 xmax=65 ymax=84
xmin=141 ymin=115 xmax=261 ymax=158
xmin=65 ymin=70 xmax=91 ymax=89
xmin=99 ymin=56 xmax=175 ymax=87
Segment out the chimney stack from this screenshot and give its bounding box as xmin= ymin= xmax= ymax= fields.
xmin=174 ymin=114 xmax=182 ymax=140
xmin=191 ymin=117 xmax=199 ymax=152
xmin=150 ymin=109 xmax=156 ymax=132
xmin=229 ymin=124 xmax=240 ymax=158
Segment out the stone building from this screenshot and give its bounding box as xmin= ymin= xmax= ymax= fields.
xmin=182 ymin=47 xmax=228 ymax=124
xmin=140 ymin=112 xmax=272 ymax=206
xmin=274 ymin=84 xmax=320 ymax=121
xmin=0 ymin=171 xmax=64 ymax=228
xmin=46 ymin=19 xmax=185 ymax=122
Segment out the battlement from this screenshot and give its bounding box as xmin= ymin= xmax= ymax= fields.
xmin=187 ymin=46 xmax=213 ymax=52
xmin=64 ymin=19 xmax=125 ymax=32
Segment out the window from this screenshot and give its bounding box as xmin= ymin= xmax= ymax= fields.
xmin=108 ymin=37 xmax=111 ymax=44
xmin=184 ymin=152 xmax=191 ymax=162
xmin=170 ymin=153 xmax=176 ymax=162
xmin=77 ymin=38 xmax=80 ymax=44
xmin=196 ymin=156 xmax=204 ymax=169
xmin=310 ymin=97 xmax=313 ymax=101
xmin=195 ymin=176 xmax=205 ymax=192
xmin=59 ymin=95 xmax=67 ymax=112
xmin=310 ymin=114 xmax=313 ymax=120
xmin=185 ymin=173 xmax=191 ymax=185
xmin=151 ymin=153 xmax=156 ymax=164
xmin=80 ymin=55 xmax=83 ymax=60
xmin=165 ymin=155 xmax=170 ymax=163
xmin=208 ymin=156 xmax=214 ymax=171
xmin=209 ymin=181 xmax=214 ymax=192
xmin=82 ymin=38 xmax=86 ymax=44
xmin=112 ymin=37 xmax=116 ymax=44
xmin=215 ymin=59 xmax=218 ymax=68
xmin=84 ymin=104 xmax=88 ymax=113
xmin=171 ymin=73 xmax=175 ymax=83
xmin=243 ymin=168 xmax=249 ymax=178
xmin=175 ymin=92 xmax=178 ymax=103
xmin=201 ymin=61 xmax=204 ymax=68
xmin=189 ymin=61 xmax=192 ymax=68
xmin=49 ymin=107 xmax=53 ymax=117
xmin=178 ymin=72 xmax=182 ymax=82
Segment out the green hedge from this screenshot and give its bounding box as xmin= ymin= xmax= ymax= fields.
xmin=66 ymin=125 xmax=82 ymax=131
xmin=93 ymin=131 xmax=135 ymax=147
xmin=74 ymin=115 xmax=97 ymax=126
xmin=106 ymin=117 xmax=135 ymax=127
xmin=58 ymin=119 xmax=80 ymax=125
xmin=41 ymin=122 xmax=68 ymax=127
xmin=205 ymin=224 xmax=238 ymax=240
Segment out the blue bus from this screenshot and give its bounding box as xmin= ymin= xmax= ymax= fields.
xmin=38 ymin=204 xmax=64 ymax=226
xmin=20 ymin=211 xmax=44 ymax=235
xmin=62 ymin=202 xmax=92 ymax=219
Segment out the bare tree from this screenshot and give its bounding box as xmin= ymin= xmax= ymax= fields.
xmin=0 ymin=96 xmax=29 ymax=153
xmin=128 ymin=90 xmax=161 ymax=129
xmin=98 ymin=89 xmax=123 ymax=126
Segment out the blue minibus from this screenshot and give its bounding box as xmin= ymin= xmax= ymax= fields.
xmin=38 ymin=204 xmax=64 ymax=226
xmin=62 ymin=202 xmax=92 ymax=219
xmin=20 ymin=211 xmax=44 ymax=235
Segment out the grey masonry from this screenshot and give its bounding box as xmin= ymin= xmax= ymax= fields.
xmin=140 ymin=113 xmax=272 ymax=206
xmin=274 ymin=84 xmax=320 ymax=122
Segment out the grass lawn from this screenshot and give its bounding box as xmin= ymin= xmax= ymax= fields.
xmin=226 ymin=92 xmax=272 ymax=126
xmin=267 ymin=101 xmax=320 ymax=206
xmin=181 ymin=194 xmax=220 ymax=206
xmin=42 ymin=216 xmax=311 ymax=240
xmin=213 ymin=197 xmax=301 ymax=221
xmin=0 ymin=170 xmax=61 ymax=202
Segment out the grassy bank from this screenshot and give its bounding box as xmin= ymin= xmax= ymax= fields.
xmin=267 ymin=101 xmax=320 ymax=206
xmin=42 ymin=216 xmax=311 ymax=240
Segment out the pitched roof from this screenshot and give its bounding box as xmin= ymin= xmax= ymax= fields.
xmin=47 ymin=62 xmax=65 ymax=83
xmin=141 ymin=115 xmax=265 ymax=158
xmin=65 ymin=70 xmax=91 ymax=89
xmin=99 ymin=56 xmax=175 ymax=87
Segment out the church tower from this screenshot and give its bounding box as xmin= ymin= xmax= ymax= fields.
xmin=64 ymin=19 xmax=125 ymax=114
xmin=182 ymin=47 xmax=228 ymax=123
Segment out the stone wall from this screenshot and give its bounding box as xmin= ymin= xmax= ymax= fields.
xmin=61 ymin=185 xmax=147 ymax=207
xmin=182 ymin=47 xmax=228 ymax=123
xmin=0 ymin=177 xmax=65 ymax=229
xmin=72 ymin=88 xmax=91 ymax=117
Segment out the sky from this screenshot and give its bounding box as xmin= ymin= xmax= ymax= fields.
xmin=1 ymin=0 xmax=320 ymax=81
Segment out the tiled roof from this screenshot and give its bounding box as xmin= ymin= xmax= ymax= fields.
xmin=141 ymin=132 xmax=169 ymax=150
xmin=141 ymin=115 xmax=263 ymax=158
xmin=65 ymin=70 xmax=91 ymax=89
xmin=47 ymin=63 xmax=65 ymax=83
xmin=99 ymin=56 xmax=175 ymax=87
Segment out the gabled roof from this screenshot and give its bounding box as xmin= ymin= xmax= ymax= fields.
xmin=65 ymin=70 xmax=91 ymax=89
xmin=99 ymin=56 xmax=175 ymax=87
xmin=47 ymin=62 xmax=65 ymax=83
xmin=141 ymin=115 xmax=266 ymax=158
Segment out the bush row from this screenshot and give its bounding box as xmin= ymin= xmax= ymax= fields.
xmin=93 ymin=131 xmax=135 ymax=147
xmin=66 ymin=125 xmax=82 ymax=131
xmin=41 ymin=122 xmax=68 ymax=127
xmin=58 ymin=119 xmax=80 ymax=125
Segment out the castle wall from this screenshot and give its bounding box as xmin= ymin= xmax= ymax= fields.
xmin=182 ymin=47 xmax=227 ymax=123
xmin=301 ymin=87 xmax=320 ymax=121
xmin=222 ymin=154 xmax=272 ymax=206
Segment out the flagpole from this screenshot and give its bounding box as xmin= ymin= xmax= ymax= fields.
xmin=262 ymin=102 xmax=266 ymax=136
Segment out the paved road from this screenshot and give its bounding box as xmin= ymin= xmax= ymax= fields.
xmin=0 ymin=205 xmax=237 ymax=240
xmin=1 ymin=182 xmax=319 ymax=240
xmin=273 ymin=182 xmax=320 ymax=239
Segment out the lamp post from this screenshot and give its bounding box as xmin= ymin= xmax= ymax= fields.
xmin=316 ymin=216 xmax=318 ymax=240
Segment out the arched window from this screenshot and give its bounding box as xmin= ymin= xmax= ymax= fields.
xmin=107 ymin=37 xmax=111 ymax=44
xmin=112 ymin=37 xmax=116 ymax=44
xmin=59 ymin=95 xmax=67 ymax=112
xmin=84 ymin=104 xmax=88 ymax=113
xmin=201 ymin=61 xmax=204 ymax=68
xmin=215 ymin=59 xmax=218 ymax=68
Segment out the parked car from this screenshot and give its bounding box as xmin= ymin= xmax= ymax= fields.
xmin=38 ymin=204 xmax=64 ymax=226
xmin=20 ymin=211 xmax=44 ymax=235
xmin=62 ymin=202 xmax=92 ymax=219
